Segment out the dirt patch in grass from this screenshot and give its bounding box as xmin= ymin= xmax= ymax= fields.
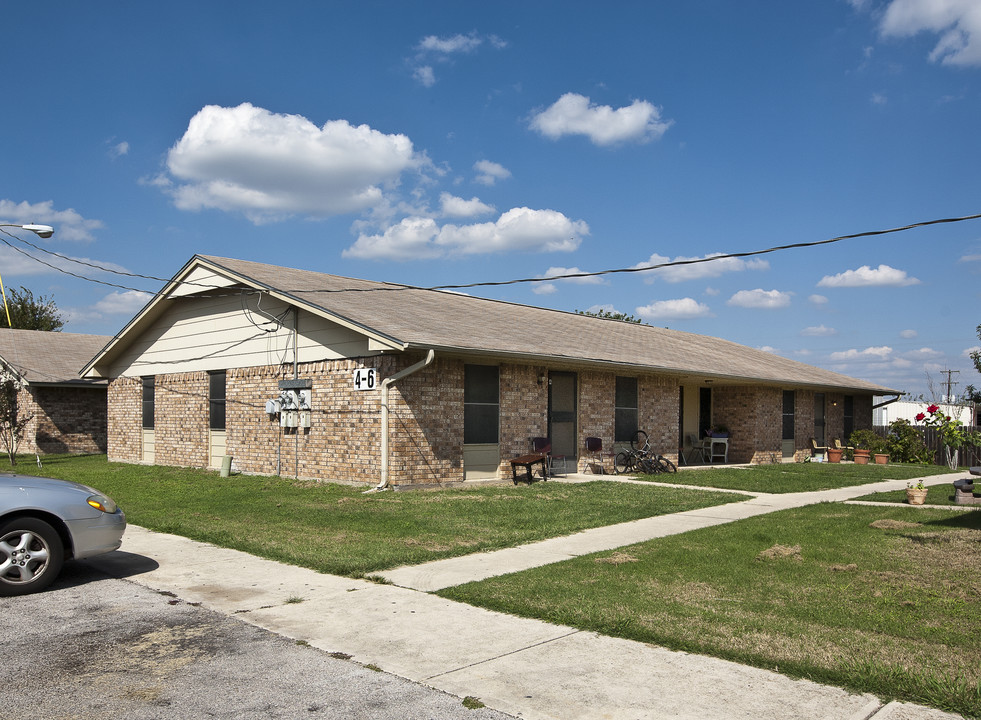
xmin=870 ymin=519 xmax=922 ymax=530
xmin=595 ymin=551 xmax=639 ymax=565
xmin=756 ymin=544 xmax=802 ymax=562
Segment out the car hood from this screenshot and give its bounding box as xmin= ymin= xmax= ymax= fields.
xmin=0 ymin=474 xmax=103 ymax=497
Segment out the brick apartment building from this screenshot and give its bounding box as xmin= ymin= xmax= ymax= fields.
xmin=0 ymin=329 xmax=110 ymax=456
xmin=82 ymin=255 xmax=896 ymax=486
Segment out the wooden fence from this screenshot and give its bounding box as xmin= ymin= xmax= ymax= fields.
xmin=873 ymin=425 xmax=981 ymax=467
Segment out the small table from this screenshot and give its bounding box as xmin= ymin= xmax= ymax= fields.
xmin=510 ymin=454 xmax=548 ymax=484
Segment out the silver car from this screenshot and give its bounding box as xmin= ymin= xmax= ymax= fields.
xmin=0 ymin=474 xmax=126 ymax=596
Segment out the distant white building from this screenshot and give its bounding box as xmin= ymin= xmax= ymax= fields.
xmin=874 ymin=399 xmax=975 ymax=427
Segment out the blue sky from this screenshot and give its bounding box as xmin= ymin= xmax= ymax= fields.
xmin=2 ymin=1 xmax=980 ymax=398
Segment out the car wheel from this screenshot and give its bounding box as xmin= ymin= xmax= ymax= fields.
xmin=0 ymin=517 xmax=65 ymax=596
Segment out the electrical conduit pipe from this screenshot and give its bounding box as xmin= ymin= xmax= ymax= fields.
xmin=364 ymin=349 xmax=435 ymax=493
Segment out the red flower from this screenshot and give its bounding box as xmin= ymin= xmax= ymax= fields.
xmin=915 ymin=412 xmax=925 ymax=422
xmin=927 ymin=404 xmax=939 ymax=414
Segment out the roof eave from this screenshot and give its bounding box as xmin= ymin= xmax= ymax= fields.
xmin=401 ymin=343 xmax=896 ymax=394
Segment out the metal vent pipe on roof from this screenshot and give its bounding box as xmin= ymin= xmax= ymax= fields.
xmin=364 ymin=349 xmax=435 ymax=493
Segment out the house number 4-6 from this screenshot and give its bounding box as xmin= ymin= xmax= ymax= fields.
xmin=353 ymin=368 xmax=377 ymax=390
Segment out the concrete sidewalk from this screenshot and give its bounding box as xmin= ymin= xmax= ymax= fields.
xmin=86 ymin=472 xmax=972 ymax=720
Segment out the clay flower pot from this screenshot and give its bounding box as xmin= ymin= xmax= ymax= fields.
xmin=874 ymin=453 xmax=889 ymax=465
xmin=906 ymin=488 xmax=928 ymax=505
xmin=827 ymin=448 xmax=843 ymax=463
xmin=853 ymin=449 xmax=870 ymax=465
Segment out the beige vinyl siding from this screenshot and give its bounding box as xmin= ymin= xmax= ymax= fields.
xmin=108 ymin=295 xmax=376 ymax=377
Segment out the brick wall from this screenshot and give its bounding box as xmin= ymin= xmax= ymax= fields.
xmin=577 ymin=371 xmax=615 ymax=471
xmin=500 ymin=364 xmax=547 ymax=470
xmin=108 ymin=377 xmax=141 ymax=462
xmin=14 ymin=385 xmax=107 ymax=455
xmin=105 ymin=355 xmax=881 ymax=480
xmin=713 ymin=386 xmax=783 ymax=464
xmin=639 ymin=375 xmax=680 ymax=464
xmin=107 ymin=353 xmax=465 ymax=485
xmin=153 ymin=373 xmax=209 ymax=469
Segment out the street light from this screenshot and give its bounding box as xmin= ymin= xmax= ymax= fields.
xmin=0 ymin=223 xmax=56 ymax=326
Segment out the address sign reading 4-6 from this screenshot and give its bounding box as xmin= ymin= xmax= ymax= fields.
xmin=353 ymin=368 xmax=378 ymax=390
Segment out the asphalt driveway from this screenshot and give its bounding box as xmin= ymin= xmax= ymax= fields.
xmin=4 ymin=560 xmax=514 ymax=720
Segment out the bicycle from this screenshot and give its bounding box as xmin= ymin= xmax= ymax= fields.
xmin=614 ymin=430 xmax=677 ymax=475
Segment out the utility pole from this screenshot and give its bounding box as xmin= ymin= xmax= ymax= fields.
xmin=941 ymin=368 xmax=959 ymax=403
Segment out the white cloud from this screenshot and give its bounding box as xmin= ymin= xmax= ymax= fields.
xmin=962 ymin=345 xmax=981 ymax=358
xmin=817 ymin=264 xmax=921 ymax=287
xmin=93 ymin=290 xmax=153 ymax=315
xmin=473 ymin=160 xmax=511 ymax=186
xmin=0 ymin=199 xmax=103 ymax=243
xmin=529 ymin=93 xmax=673 ymax=147
xmin=758 ymin=346 xmax=779 ymax=354
xmin=344 ymin=207 xmax=587 ymax=260
xmin=417 ymin=32 xmax=484 ymax=54
xmin=635 ymin=298 xmax=712 ymax=320
xmin=727 ymin=289 xmax=792 ymax=309
xmin=538 ymin=266 xmax=606 ymax=287
xmin=411 ymin=33 xmax=507 ymax=86
xmin=164 ymin=103 xmax=420 ymax=223
xmin=801 ymin=324 xmax=837 ymax=337
xmin=959 ymin=252 xmax=981 ymax=262
xmin=829 ymin=346 xmax=894 ymax=361
xmin=808 ymin=294 xmax=829 ymax=305
xmin=532 ymin=282 xmax=557 ymax=295
xmin=871 ymin=92 xmax=888 ymax=105
xmin=632 ymin=252 xmax=768 ymax=284
xmin=413 ymin=65 xmax=436 ymax=87
xmin=880 ymin=0 xmax=981 ymax=66
xmin=109 ymin=140 xmax=129 ymax=158
xmin=900 ymin=328 xmax=918 ymax=339
xmin=439 ymin=192 xmax=494 ymax=218
xmin=903 ymin=347 xmax=944 ymax=361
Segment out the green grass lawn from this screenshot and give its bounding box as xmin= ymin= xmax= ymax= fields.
xmin=12 ymin=454 xmax=978 ymax=715
xmin=439 ymin=503 xmax=981 ymax=718
xmin=655 ymin=462 xmax=956 ymax=493
xmin=11 ymin=454 xmax=739 ymax=577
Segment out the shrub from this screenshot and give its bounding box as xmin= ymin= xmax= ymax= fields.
xmin=885 ymin=419 xmax=934 ymax=464
xmin=849 ymin=428 xmax=887 ymax=455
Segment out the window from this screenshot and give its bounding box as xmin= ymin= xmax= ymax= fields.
xmin=464 ymin=365 xmax=499 ymax=444
xmin=782 ymin=391 xmax=795 ymax=442
xmin=209 ymin=371 xmax=226 ymax=430
xmin=814 ymin=393 xmax=826 ymax=445
xmin=843 ymin=395 xmax=854 ymax=442
xmin=141 ymin=376 xmax=155 ymax=429
xmin=614 ymin=376 xmax=638 ymax=442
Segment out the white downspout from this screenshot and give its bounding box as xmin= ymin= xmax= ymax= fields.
xmin=364 ymin=349 xmax=435 ymax=493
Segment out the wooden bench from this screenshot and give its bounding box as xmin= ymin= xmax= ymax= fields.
xmin=510 ymin=453 xmax=548 ymax=484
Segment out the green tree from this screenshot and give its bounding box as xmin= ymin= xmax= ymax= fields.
xmin=972 ymin=323 xmax=981 ymax=376
xmin=3 ymin=286 xmax=64 ymax=331
xmin=576 ymin=308 xmax=643 ymax=324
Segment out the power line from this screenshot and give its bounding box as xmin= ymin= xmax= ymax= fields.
xmin=1 ymin=211 xmax=980 ymax=297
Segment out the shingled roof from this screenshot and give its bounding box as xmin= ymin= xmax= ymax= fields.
xmin=88 ymin=255 xmax=897 ymax=394
xmin=0 ymin=329 xmax=110 ymax=387
xmin=181 ymin=256 xmax=895 ymax=394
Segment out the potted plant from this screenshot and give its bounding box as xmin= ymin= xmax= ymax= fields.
xmin=827 ymin=445 xmax=843 ymax=463
xmin=906 ymin=479 xmax=928 ymax=505
xmin=707 ymin=423 xmax=730 ymax=438
xmin=849 ymin=429 xmax=883 ymax=465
